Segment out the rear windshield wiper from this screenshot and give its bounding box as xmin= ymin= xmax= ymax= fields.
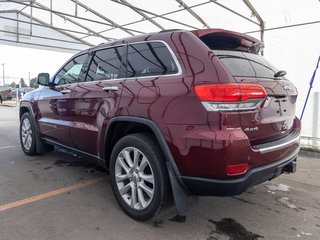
xmin=274 ymin=70 xmax=287 ymax=78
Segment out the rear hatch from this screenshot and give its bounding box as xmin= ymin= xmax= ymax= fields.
xmin=194 ymin=29 xmax=298 ymax=145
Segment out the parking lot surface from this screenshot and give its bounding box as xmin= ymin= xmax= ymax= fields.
xmin=0 ymin=105 xmax=319 ymax=240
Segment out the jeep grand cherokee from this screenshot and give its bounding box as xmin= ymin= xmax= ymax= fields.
xmin=20 ymin=29 xmax=300 ymax=220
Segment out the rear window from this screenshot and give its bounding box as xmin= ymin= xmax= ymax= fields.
xmin=214 ymin=50 xmax=280 ymax=79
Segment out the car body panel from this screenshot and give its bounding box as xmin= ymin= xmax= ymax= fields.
xmin=36 ymin=84 xmax=75 ymax=146
xmin=70 ymin=79 xmax=124 ymax=156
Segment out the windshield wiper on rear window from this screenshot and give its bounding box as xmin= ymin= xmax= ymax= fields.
xmin=274 ymin=70 xmax=287 ymax=78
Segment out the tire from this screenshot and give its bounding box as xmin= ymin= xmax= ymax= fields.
xmin=20 ymin=112 xmax=37 ymax=155
xmin=109 ymin=133 xmax=169 ymax=221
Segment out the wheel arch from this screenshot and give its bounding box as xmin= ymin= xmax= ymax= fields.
xmin=20 ymin=104 xmax=31 ymax=119
xmin=19 ymin=102 xmax=52 ymax=154
xmin=104 ymin=116 xmax=180 ymax=175
xmin=19 ymin=103 xmax=39 ymax=133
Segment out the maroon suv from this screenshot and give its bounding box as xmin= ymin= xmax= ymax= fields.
xmin=19 ymin=28 xmax=300 ymax=220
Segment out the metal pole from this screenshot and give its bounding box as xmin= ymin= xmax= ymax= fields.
xmin=16 ymin=12 xmax=19 ymax=42
xmin=242 ymin=0 xmax=265 ymax=55
xmin=300 ymin=55 xmax=320 ymax=120
xmin=16 ymin=85 xmax=19 ymax=108
xmin=50 ymin=0 xmax=52 ymax=25
xmin=118 ymin=0 xmax=164 ymax=30
xmin=69 ymin=0 xmax=135 ymax=36
xmin=75 ymin=0 xmax=78 ymax=17
xmin=312 ymin=92 xmax=319 ymax=147
xmin=30 ymin=1 xmax=33 ymax=35
xmin=2 ymin=63 xmax=4 ymax=86
xmin=16 ymin=77 xmax=21 ymax=108
xmin=176 ymin=0 xmax=210 ymax=28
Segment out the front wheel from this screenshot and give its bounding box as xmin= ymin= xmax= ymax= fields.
xmin=20 ymin=112 xmax=37 ymax=155
xmin=109 ymin=133 xmax=169 ymax=221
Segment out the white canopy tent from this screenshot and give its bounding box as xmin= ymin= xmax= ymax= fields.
xmin=0 ymin=0 xmax=319 ymax=148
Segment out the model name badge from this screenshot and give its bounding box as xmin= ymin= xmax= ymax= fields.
xmin=244 ymin=127 xmax=259 ymax=132
xmin=283 ymin=83 xmax=291 ymax=91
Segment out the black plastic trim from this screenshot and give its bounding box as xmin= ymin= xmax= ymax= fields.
xmin=181 ymin=147 xmax=300 ymax=196
xmin=42 ymin=138 xmax=105 ymax=164
xmin=106 ymin=116 xmax=182 ymax=178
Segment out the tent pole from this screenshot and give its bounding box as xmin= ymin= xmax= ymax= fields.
xmin=300 ymin=56 xmax=320 ymax=120
xmin=243 ymin=0 xmax=265 ymax=55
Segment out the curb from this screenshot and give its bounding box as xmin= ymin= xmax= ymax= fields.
xmin=299 ymin=149 xmax=320 ymax=159
xmin=0 ymin=104 xmax=17 ymax=108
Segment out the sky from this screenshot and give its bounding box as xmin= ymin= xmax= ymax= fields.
xmin=0 ymin=45 xmax=72 ymax=86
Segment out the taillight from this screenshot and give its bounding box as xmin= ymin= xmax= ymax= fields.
xmin=226 ymin=163 xmax=248 ymax=176
xmin=194 ymin=83 xmax=266 ymax=111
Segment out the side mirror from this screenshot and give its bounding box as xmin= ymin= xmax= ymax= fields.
xmin=37 ymin=73 xmax=50 ymax=86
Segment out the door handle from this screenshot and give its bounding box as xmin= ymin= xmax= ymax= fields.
xmin=102 ymin=86 xmax=119 ymax=92
xmin=61 ymin=89 xmax=71 ymax=94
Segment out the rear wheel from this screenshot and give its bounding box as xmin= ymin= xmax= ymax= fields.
xmin=109 ymin=133 xmax=169 ymax=221
xmin=20 ymin=112 xmax=37 ymax=155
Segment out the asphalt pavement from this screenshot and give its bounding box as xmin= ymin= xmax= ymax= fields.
xmin=0 ymin=105 xmax=319 ymax=240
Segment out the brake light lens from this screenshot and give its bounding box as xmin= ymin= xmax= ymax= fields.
xmin=226 ymin=163 xmax=248 ymax=176
xmin=194 ymin=83 xmax=266 ymax=111
xmin=194 ymin=84 xmax=266 ymax=102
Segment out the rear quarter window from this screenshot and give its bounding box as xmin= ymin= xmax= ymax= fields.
xmin=127 ymin=42 xmax=179 ymax=78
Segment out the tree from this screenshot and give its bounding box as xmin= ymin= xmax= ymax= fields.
xmin=20 ymin=78 xmax=27 ymax=88
xmin=10 ymin=82 xmax=17 ymax=88
xmin=29 ymin=78 xmax=38 ymax=88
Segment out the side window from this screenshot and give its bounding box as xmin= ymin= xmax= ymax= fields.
xmin=127 ymin=42 xmax=179 ymax=78
xmin=53 ymin=54 xmax=87 ymax=85
xmin=86 ymin=46 xmax=126 ymax=81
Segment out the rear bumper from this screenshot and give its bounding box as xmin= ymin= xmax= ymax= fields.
xmin=252 ymin=130 xmax=300 ymax=154
xmin=181 ymin=147 xmax=299 ymax=196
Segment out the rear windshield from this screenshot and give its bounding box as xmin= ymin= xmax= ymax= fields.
xmin=214 ymin=50 xmax=281 ymax=79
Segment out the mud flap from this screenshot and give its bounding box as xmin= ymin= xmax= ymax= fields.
xmin=35 ymin=133 xmax=54 ymax=154
xmin=166 ymin=162 xmax=197 ymax=215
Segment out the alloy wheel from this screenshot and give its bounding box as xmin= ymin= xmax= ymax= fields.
xmin=115 ymin=147 xmax=155 ymax=210
xmin=21 ymin=117 xmax=33 ymax=151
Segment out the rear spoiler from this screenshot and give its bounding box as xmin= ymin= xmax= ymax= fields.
xmin=192 ymin=29 xmax=264 ymax=54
